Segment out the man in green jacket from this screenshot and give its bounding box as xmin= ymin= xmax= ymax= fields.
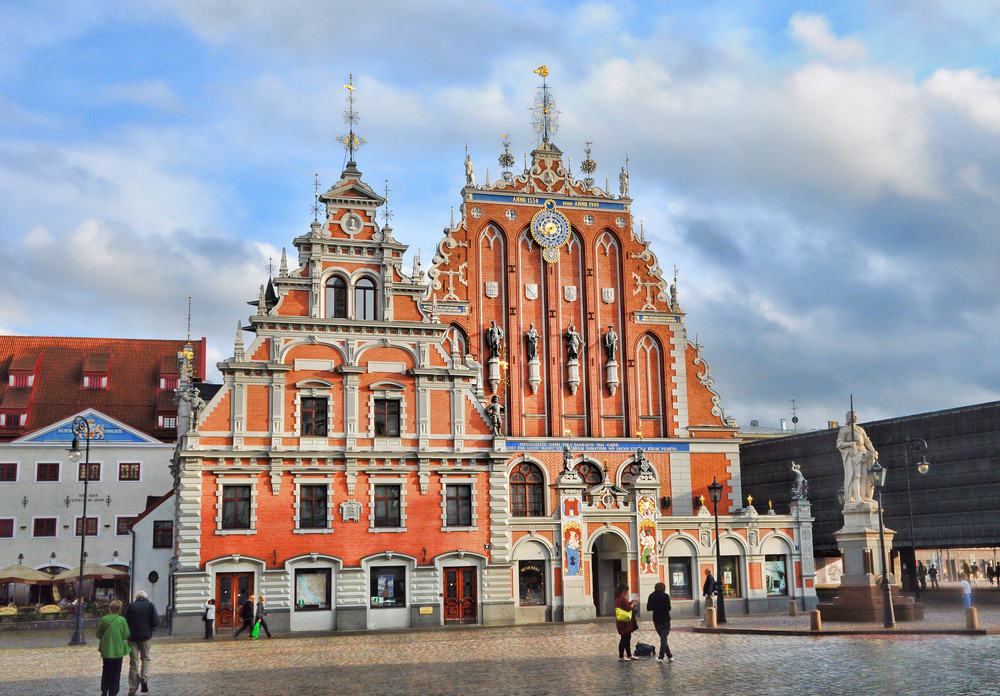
xmin=97 ymin=599 xmax=131 ymax=696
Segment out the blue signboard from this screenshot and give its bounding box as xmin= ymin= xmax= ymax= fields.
xmin=23 ymin=411 xmax=153 ymax=444
xmin=504 ymin=440 xmax=690 ymax=453
xmin=469 ymin=191 xmax=628 ymax=212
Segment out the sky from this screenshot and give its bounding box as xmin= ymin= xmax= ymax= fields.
xmin=2 ymin=0 xmax=1000 ymax=429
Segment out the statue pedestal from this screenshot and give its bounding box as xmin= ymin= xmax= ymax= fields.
xmin=487 ymin=356 xmax=500 ymax=394
xmin=605 ymin=359 xmax=619 ymax=396
xmin=566 ymin=358 xmax=580 ymax=395
xmin=818 ymin=505 xmax=924 ymax=622
xmin=527 ymin=357 xmax=541 ymax=395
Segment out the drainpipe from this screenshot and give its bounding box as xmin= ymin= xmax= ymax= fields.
xmin=129 ymin=525 xmax=137 ymax=601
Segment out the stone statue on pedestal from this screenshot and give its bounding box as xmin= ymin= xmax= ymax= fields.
xmin=791 ymin=461 xmax=809 ymax=500
xmin=603 ymin=324 xmax=618 ymax=362
xmin=465 ymin=151 xmax=475 ymax=187
xmin=485 ymin=395 xmax=505 ymax=437
xmin=525 ymin=323 xmax=539 ymax=361
xmin=485 ymin=320 xmax=504 ymax=359
xmin=565 ymin=323 xmax=581 ymax=361
xmin=836 ymin=411 xmax=877 ymax=508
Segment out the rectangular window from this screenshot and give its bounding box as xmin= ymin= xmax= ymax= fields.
xmin=294 ymin=568 xmax=332 ymax=611
xmin=75 ymin=517 xmax=98 ymax=536
xmin=370 ymin=565 xmax=406 ymax=608
xmin=518 ymin=560 xmax=546 ymax=606
xmin=373 ymin=398 xmax=401 ymax=437
xmin=0 ymin=519 xmax=13 ymax=538
xmin=764 ymin=554 xmax=788 ymax=596
xmin=118 ymin=462 xmax=141 ymax=481
xmin=221 ymin=485 xmax=252 ymax=530
xmin=158 ymin=415 xmax=176 ymax=429
xmin=0 ymin=463 xmax=16 ymax=481
xmin=82 ymin=374 xmax=108 ymax=390
xmin=373 ymin=484 xmax=401 ymax=528
xmin=78 ymin=462 xmax=100 ymax=482
xmin=300 ymin=397 xmax=328 ymax=436
xmin=159 ymin=376 xmax=178 ymax=390
xmin=668 ymin=558 xmax=693 ymax=600
xmin=719 ymin=555 xmax=742 ymax=598
xmin=116 ymin=517 xmax=134 ymax=536
xmin=445 ymin=484 xmax=472 ymax=527
xmin=298 ymin=484 xmax=328 ymax=529
xmin=33 ymin=518 xmax=57 ymax=537
xmin=9 ymin=374 xmax=30 ymax=388
xmin=153 ymin=520 xmax=173 ymax=548
xmin=36 ymin=462 xmax=59 ymax=481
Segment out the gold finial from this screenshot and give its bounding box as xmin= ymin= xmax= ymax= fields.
xmin=746 ymin=494 xmax=753 ymax=506
xmin=768 ymin=499 xmax=773 ymax=510
xmin=698 ymin=495 xmax=706 ymax=507
xmin=531 ymin=65 xmax=558 ymax=143
xmin=338 ymin=73 xmax=367 ymax=163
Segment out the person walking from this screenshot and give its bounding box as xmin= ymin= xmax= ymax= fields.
xmin=959 ymin=573 xmax=973 ymax=609
xmin=918 ymin=562 xmax=928 ymax=593
xmin=614 ymin=583 xmax=637 ymax=661
xmin=203 ymin=598 xmax=216 ymax=640
xmin=929 ymin=564 xmax=939 ymax=589
xmin=234 ymin=594 xmax=255 ymax=638
xmin=645 ymin=582 xmax=673 ymax=663
xmin=254 ymin=594 xmax=273 ymax=639
xmin=702 ymin=569 xmax=717 ymax=616
xmin=124 ymin=590 xmax=159 ymax=696
xmin=97 ymin=599 xmax=131 ymax=696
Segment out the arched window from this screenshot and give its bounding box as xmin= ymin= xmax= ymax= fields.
xmin=325 ymin=276 xmax=348 ymax=319
xmin=355 ymin=277 xmax=378 ymax=321
xmin=575 ymin=462 xmax=603 ymax=487
xmin=620 ymin=462 xmax=642 ymax=489
xmin=510 ymin=462 xmax=545 ymax=517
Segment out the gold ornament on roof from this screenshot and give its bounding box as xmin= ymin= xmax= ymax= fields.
xmin=746 ymin=494 xmax=753 ymax=506
xmin=338 ymin=73 xmax=367 ymax=163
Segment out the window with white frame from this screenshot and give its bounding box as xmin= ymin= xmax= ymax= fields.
xmin=35 ymin=462 xmax=59 ymax=482
xmin=368 ymin=478 xmax=407 ymax=532
xmin=33 ymin=517 xmax=57 ymax=537
xmin=297 ymin=483 xmax=330 ymax=530
xmin=440 ymin=478 xmax=478 ymax=531
xmin=367 ymin=385 xmax=406 ymax=440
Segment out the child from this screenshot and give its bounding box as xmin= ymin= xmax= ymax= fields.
xmin=96 ymin=599 xmax=131 ymax=696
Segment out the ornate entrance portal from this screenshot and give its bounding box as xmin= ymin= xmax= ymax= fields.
xmin=443 ymin=567 xmax=477 ymax=624
xmin=590 ymin=532 xmax=629 ymax=616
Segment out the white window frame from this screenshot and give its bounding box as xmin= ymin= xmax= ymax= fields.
xmin=368 ymin=477 xmax=407 ymax=533
xmin=440 ymin=477 xmax=478 ymax=532
xmin=34 ymin=461 xmax=61 ymax=483
xmin=77 ymin=461 xmax=101 ymax=482
xmin=0 ymin=461 xmax=18 ymax=482
xmin=215 ymin=478 xmax=258 ymax=535
xmin=74 ymin=515 xmax=100 ymax=538
xmin=31 ymin=516 xmax=58 ymax=539
xmin=367 ymin=385 xmax=407 ymax=446
xmin=293 ymin=476 xmax=335 ymax=534
xmin=115 ymin=514 xmax=134 ymax=537
xmin=116 ymin=461 xmax=142 ymax=483
xmin=158 ymin=415 xmax=177 ymax=429
xmin=0 ymin=516 xmax=16 ymax=539
xmin=294 ymin=383 xmax=333 ymax=447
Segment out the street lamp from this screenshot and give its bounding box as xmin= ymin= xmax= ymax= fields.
xmin=66 ymin=416 xmax=92 ymax=646
xmin=707 ymin=477 xmax=726 ymax=624
xmin=901 ymin=438 xmax=929 ymax=600
xmin=869 ymin=459 xmax=895 ymax=628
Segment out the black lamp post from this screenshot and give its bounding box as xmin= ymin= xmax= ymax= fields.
xmin=869 ymin=459 xmax=895 ymax=628
xmin=707 ymin=477 xmax=726 ymax=624
xmin=67 ymin=416 xmax=92 ymax=646
xmin=901 ymin=438 xmax=929 ymax=600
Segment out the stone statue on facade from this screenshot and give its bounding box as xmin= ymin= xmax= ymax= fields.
xmin=464 ymin=151 xmax=475 ymax=187
xmin=562 ymin=444 xmax=573 ymax=472
xmin=619 ymin=164 xmax=629 ymax=198
xmin=790 ymin=461 xmax=809 ymax=501
xmin=486 ymin=395 xmax=505 ymax=437
xmin=485 ymin=320 xmax=504 ymax=359
xmin=836 ymin=411 xmax=877 ymax=508
xmin=524 ymin=323 xmax=539 ymax=362
xmin=603 ymin=324 xmax=618 ymax=362
xmin=635 ymin=447 xmax=653 ymax=476
xmin=565 ymin=323 xmax=582 ymax=361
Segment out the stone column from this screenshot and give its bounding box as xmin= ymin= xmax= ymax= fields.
xmin=556 ymin=466 xmax=593 ymax=622
xmin=791 ymin=499 xmax=819 ymax=611
xmin=633 ymin=481 xmax=660 ymax=609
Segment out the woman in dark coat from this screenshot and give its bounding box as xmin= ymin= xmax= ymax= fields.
xmin=614 ymin=582 xmax=637 ymax=661
xmin=646 ymin=582 xmax=673 ymax=662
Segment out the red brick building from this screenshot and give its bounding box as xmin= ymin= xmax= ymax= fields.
xmin=171 ymin=93 xmax=816 ymax=634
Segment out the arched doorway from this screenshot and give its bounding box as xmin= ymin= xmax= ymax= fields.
xmin=590 ymin=531 xmax=629 ymax=617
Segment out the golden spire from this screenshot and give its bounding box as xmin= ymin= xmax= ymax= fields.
xmin=338 ymin=73 xmax=367 ymax=164
xmin=530 ymin=66 xmax=559 ymax=143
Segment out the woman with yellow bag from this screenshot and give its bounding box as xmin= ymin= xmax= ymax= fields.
xmin=614 ymin=583 xmax=637 ymax=661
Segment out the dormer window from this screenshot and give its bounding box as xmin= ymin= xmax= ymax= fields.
xmin=8 ymin=374 xmax=31 ymax=388
xmin=355 ymin=277 xmax=378 ymax=321
xmin=326 ymin=276 xmax=348 ymax=319
xmin=82 ymin=353 xmax=110 ymax=390
xmin=8 ymin=353 xmax=40 ymax=389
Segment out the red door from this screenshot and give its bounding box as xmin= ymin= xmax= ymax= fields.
xmin=443 ymin=567 xmax=477 ymax=624
xmin=215 ymin=572 xmax=253 ymax=631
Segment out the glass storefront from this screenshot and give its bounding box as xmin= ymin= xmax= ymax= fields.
xmin=764 ymin=555 xmax=788 ymax=596
xmin=667 ymin=558 xmax=692 ymax=599
xmin=518 ymin=561 xmax=546 ymax=606
xmin=719 ymin=555 xmax=742 ymax=598
xmin=370 ymin=566 xmax=406 ymax=609
xmin=294 ymin=568 xmax=331 ymax=610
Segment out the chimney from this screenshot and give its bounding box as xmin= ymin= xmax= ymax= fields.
xmin=779 ymin=419 xmax=787 ymax=431
xmin=828 ymin=420 xmax=839 ymax=429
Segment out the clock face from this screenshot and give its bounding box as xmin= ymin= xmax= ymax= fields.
xmin=530 ymin=200 xmax=571 ymax=261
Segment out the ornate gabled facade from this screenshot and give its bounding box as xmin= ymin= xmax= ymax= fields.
xmin=170 ymin=75 xmax=815 ymax=636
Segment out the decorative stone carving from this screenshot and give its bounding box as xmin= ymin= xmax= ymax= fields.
xmin=565 ymin=323 xmax=582 ymax=395
xmin=791 ymin=461 xmax=809 ymax=501
xmin=484 ymin=281 xmax=499 ymax=298
xmin=485 ymin=395 xmax=505 ymax=437
xmin=485 ymin=320 xmax=504 ymax=360
xmin=524 ymin=283 xmax=538 ymax=301
xmin=524 ymin=323 xmax=539 ymax=361
xmin=602 ymin=287 xmax=615 ymax=304
xmin=603 ymin=324 xmax=618 ymax=362
xmin=563 ymin=285 xmax=577 ymax=302
xmin=525 ymin=323 xmax=541 ymax=395
xmin=836 ymin=411 xmax=877 ymax=510
xmin=340 ymin=499 xmax=362 ymax=522
xmin=464 ymin=151 xmax=475 ymax=187
xmin=619 ymin=164 xmax=629 ymax=198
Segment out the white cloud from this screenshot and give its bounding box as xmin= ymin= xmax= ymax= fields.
xmin=789 ymin=13 xmax=867 ymax=62
xmin=924 ymin=68 xmax=1000 ymax=133
xmin=102 ymin=80 xmax=180 ymax=112
xmin=22 ymin=226 xmax=51 ymax=248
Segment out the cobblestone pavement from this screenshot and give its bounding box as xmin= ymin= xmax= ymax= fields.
xmin=702 ymin=604 xmax=1000 ymax=632
xmin=2 ymin=620 xmax=998 ymax=696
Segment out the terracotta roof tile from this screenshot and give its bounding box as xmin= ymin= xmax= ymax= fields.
xmin=10 ymin=354 xmax=40 ymax=372
xmin=0 ymin=335 xmax=208 ymax=442
xmin=159 ymin=356 xmax=179 ymax=375
xmin=83 ymin=352 xmax=110 ymax=373
xmin=0 ymin=389 xmax=32 ymax=409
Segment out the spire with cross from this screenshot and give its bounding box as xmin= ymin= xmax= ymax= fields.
xmin=338 ymin=73 xmax=367 ymax=165
xmin=311 ymin=172 xmax=320 ymax=222
xmin=530 ymin=65 xmax=559 ymax=144
xmin=382 ymin=178 xmax=393 ymax=226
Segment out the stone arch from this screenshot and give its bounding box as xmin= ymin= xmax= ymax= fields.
xmin=588 ymin=525 xmax=631 ymax=553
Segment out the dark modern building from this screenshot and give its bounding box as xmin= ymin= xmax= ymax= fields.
xmin=741 ymin=402 xmax=1000 ymax=579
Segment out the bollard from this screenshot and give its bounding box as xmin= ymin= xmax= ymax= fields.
xmin=705 ymin=606 xmax=717 ymax=628
xmin=966 ymin=607 xmax=979 ymax=630
xmin=788 ymin=599 xmax=798 ymax=617
xmin=809 ymin=609 xmax=822 ymax=632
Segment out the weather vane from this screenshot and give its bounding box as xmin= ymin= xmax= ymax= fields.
xmin=580 ymin=140 xmax=597 ymax=187
xmin=498 ymin=134 xmax=515 ymax=181
xmin=382 ymin=178 xmax=392 ymax=225
xmin=338 ymin=73 xmax=367 ymax=163
xmin=531 ymin=65 xmax=559 ymax=143
xmin=311 ymin=172 xmax=320 ymax=222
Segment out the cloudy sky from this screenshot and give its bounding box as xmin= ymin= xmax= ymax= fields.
xmin=2 ymin=1 xmax=1000 ymax=429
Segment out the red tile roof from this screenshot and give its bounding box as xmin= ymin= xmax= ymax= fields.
xmin=0 ymin=335 xmax=207 ymax=442
xmin=10 ymin=354 xmax=39 ymax=372
xmin=83 ymin=352 xmax=110 ymax=373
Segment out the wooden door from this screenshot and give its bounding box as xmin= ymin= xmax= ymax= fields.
xmin=443 ymin=567 xmax=477 ymax=624
xmin=215 ymin=572 xmax=254 ymax=630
